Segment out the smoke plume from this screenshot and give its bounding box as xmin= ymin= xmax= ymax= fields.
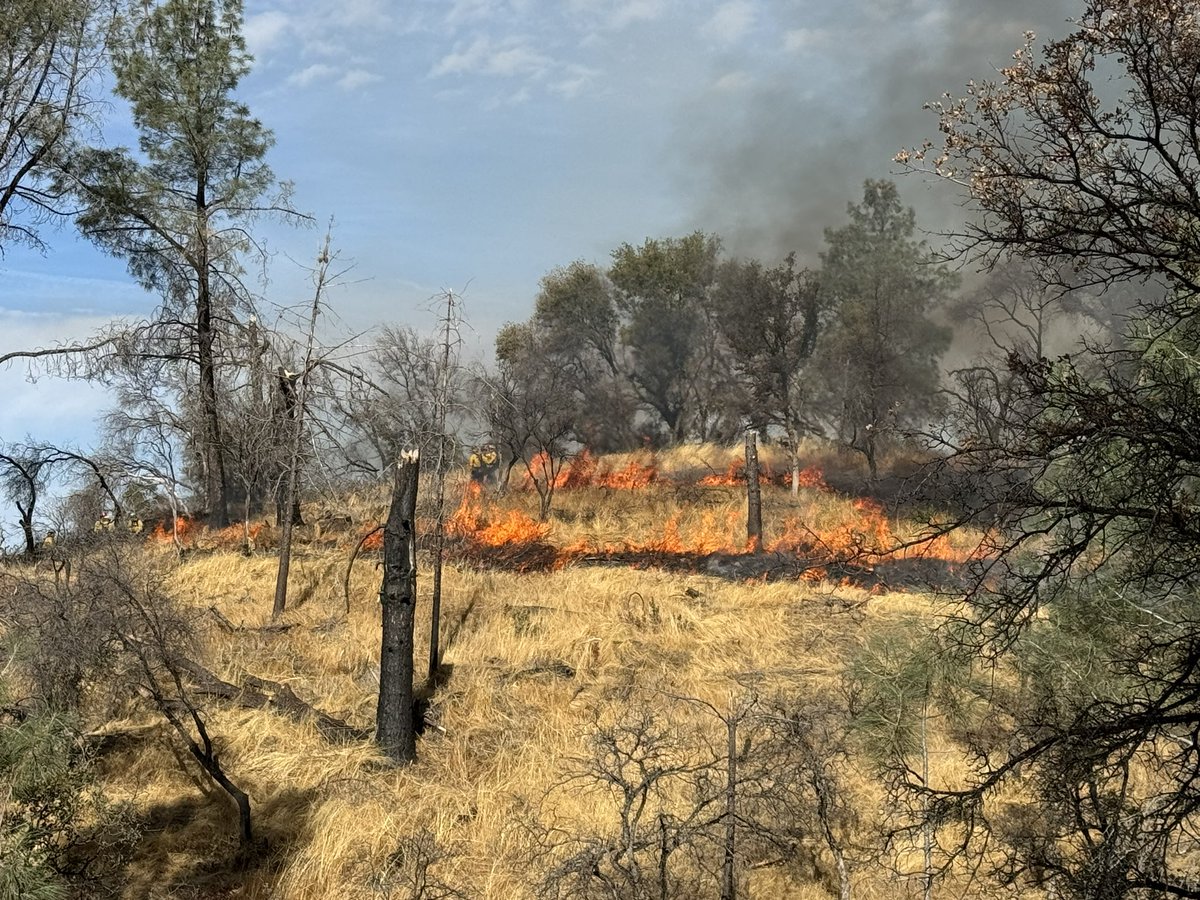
xmin=680 ymin=0 xmax=1080 ymax=263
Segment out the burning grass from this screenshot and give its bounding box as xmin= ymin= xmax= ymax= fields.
xmin=139 ymin=442 xmax=978 ymax=593
xmin=444 ymin=450 xmax=983 ymax=591
xmin=49 ymin=443 xmax=995 ymax=898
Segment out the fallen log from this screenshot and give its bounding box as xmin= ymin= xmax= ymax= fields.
xmin=172 ymin=657 xmax=369 ymax=743
xmin=208 ymin=605 xmax=295 ymax=635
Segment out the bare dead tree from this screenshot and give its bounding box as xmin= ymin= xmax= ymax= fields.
xmin=375 ymin=830 xmax=472 ymax=900
xmin=532 ymin=691 xmax=849 ymax=900
xmin=485 ymin=323 xmax=579 ymax=521
xmin=714 ymin=254 xmax=826 ymax=492
xmin=0 ymin=444 xmax=53 ymax=557
xmin=0 ymin=0 xmax=111 ymax=251
xmin=1 ymin=547 xmax=255 ymax=844
xmin=377 ymin=449 xmax=420 ymax=764
xmin=427 ymin=289 xmax=465 ymax=681
xmin=273 ymin=231 xmax=341 ymax=618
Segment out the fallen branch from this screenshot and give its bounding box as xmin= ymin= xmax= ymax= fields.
xmin=343 ymin=525 xmax=384 ymax=614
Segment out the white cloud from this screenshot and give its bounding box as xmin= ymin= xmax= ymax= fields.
xmin=338 ymin=69 xmax=383 ymax=91
xmin=712 ymin=70 xmax=752 ymax=92
xmin=430 ymin=36 xmax=552 ymax=79
xmin=488 ymin=44 xmax=552 ymax=77
xmin=565 ymin=0 xmax=667 ymax=29
xmin=701 ymin=0 xmax=755 ymax=44
xmin=783 ymin=27 xmax=831 ymax=52
xmin=550 ymin=64 xmax=600 ymax=98
xmin=608 ymin=0 xmax=667 ymax=28
xmin=287 ymin=63 xmax=337 ymax=87
xmin=445 ymin=0 xmax=503 ymax=27
xmin=244 ymin=1 xmax=396 ymax=65
xmin=430 ymin=38 xmax=488 ymax=76
xmin=336 ymin=0 xmax=394 ymax=27
xmin=244 ymin=10 xmax=291 ymax=56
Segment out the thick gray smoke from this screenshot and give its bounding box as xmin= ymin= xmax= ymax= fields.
xmin=680 ymin=0 xmax=1081 ymax=263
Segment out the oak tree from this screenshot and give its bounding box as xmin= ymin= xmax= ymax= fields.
xmin=893 ymin=2 xmax=1200 ymax=894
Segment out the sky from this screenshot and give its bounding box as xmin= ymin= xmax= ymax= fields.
xmin=0 ymin=0 xmax=1081 ymax=452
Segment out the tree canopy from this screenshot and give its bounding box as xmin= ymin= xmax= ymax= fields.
xmin=892 ymin=1 xmax=1200 ymax=894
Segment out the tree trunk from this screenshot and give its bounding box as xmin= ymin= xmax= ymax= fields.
xmin=377 ymin=450 xmax=420 ymax=764
xmin=197 ymin=271 xmax=231 ymax=527
xmin=787 ymin=423 xmax=802 ymax=497
xmin=274 ymin=370 xmax=304 ymax=528
xmin=429 ymin=535 xmax=444 ymax=681
xmin=921 ymin=692 xmax=933 ymax=900
xmin=272 ymin=493 xmax=296 ymax=618
xmin=273 ymin=372 xmax=301 ymax=618
xmin=17 ymin=504 xmax=35 ymax=558
xmin=721 ymin=712 xmax=738 ymax=900
xmin=811 ymin=765 xmax=853 ymax=900
xmin=745 ymin=429 xmax=763 ymax=553
xmin=863 ymin=410 xmax=879 ymax=483
xmin=429 ymin=290 xmax=456 ymax=683
xmin=188 ymin=743 xmax=253 ymax=845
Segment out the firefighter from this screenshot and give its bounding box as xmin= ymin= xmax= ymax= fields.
xmin=469 ymin=447 xmax=483 ymax=484
xmin=480 ymin=443 xmax=500 ymax=487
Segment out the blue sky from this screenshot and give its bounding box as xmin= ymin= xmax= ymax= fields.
xmin=0 ymin=0 xmax=1078 ymax=453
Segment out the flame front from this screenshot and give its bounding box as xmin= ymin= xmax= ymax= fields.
xmin=444 ymin=455 xmax=982 ymax=585
xmin=522 ymin=450 xmax=657 ymax=491
xmin=151 ymin=516 xmax=195 ymax=544
xmin=449 ymin=481 xmax=547 ymax=547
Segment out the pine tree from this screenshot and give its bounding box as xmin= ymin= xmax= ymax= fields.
xmin=64 ymin=0 xmax=303 ymax=525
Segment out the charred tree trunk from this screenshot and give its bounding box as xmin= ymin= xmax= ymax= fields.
xmin=429 ymin=529 xmax=444 ymax=681
xmin=272 ymin=370 xmax=300 ymax=619
xmin=377 ymin=450 xmax=420 ymax=764
xmin=745 ymin=429 xmax=763 ymax=553
xmin=865 ymin=427 xmax=879 ymax=484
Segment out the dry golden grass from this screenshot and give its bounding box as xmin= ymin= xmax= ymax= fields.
xmin=68 ymin=448 xmax=1000 ymax=899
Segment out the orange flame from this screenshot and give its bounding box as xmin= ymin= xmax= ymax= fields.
xmin=211 ymin=521 xmax=264 ymax=549
xmin=795 ymin=466 xmax=832 ymax=491
xmin=561 ymin=450 xmax=598 ymax=488
xmin=361 ymin=527 xmax=383 ymax=551
xmin=366 ymin=450 xmax=983 ymax=587
xmin=448 ymin=481 xmax=547 ymax=547
xmin=697 ymin=459 xmax=788 ymax=487
xmin=151 ymin=516 xmax=195 ymax=545
xmin=522 ymin=451 xmax=567 ymax=490
xmin=519 ymin=449 xmax=658 ymax=492
xmin=595 ymin=456 xmax=657 ymax=490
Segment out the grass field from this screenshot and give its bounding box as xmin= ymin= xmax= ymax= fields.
xmin=15 ymin=443 xmax=997 ymax=898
